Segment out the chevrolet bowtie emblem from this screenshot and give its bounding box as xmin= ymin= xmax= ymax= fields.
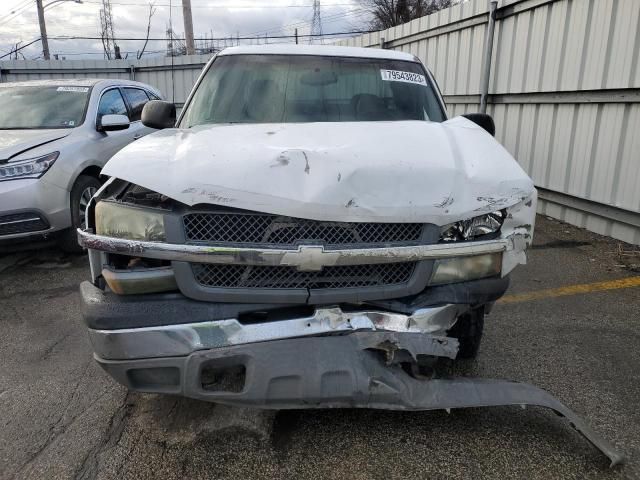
xmin=280 ymin=245 xmax=341 ymax=272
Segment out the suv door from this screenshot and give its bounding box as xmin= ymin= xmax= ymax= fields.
xmin=122 ymin=87 xmax=156 ymax=140
xmin=95 ymin=87 xmax=136 ymax=167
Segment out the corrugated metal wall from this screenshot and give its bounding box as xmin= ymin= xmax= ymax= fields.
xmin=340 ymin=0 xmax=640 ymax=245
xmin=1 ymin=0 xmax=639 ymax=244
xmin=0 ymin=54 xmax=211 ymax=109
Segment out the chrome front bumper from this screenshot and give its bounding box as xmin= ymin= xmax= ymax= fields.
xmin=88 ymin=304 xmax=466 ymax=361
xmin=77 ymin=228 xmax=516 ymax=270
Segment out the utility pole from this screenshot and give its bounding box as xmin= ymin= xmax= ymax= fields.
xmin=182 ymin=0 xmax=195 ymax=55
xmin=36 ymin=0 xmax=50 ymax=60
xmin=295 ymin=28 xmax=298 ymax=44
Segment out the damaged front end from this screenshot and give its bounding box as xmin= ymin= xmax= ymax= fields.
xmin=86 ymin=298 xmax=623 ymax=466
xmin=77 ymin=176 xmax=624 ymax=466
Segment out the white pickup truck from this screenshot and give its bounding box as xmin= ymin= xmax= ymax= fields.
xmin=78 ymin=45 xmax=621 ymax=465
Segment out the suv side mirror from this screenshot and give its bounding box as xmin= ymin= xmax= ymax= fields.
xmin=462 ymin=113 xmax=495 ymax=136
xmin=98 ymin=114 xmax=130 ymax=132
xmin=142 ymin=100 xmax=176 ymax=129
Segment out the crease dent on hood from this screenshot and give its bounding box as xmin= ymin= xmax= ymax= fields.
xmin=102 ymin=119 xmax=535 ymax=224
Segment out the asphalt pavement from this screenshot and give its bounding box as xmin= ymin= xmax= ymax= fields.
xmin=1 ymin=215 xmax=639 ymax=480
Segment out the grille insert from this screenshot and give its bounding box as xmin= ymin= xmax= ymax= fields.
xmin=192 ymin=262 xmax=416 ymax=290
xmin=183 ymin=213 xmax=423 ymax=247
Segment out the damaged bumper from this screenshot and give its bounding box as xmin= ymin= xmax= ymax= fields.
xmin=84 ymin=284 xmax=623 ymax=467
xmin=96 ymin=333 xmax=624 ymax=467
xmin=88 ymin=303 xmax=465 ymax=360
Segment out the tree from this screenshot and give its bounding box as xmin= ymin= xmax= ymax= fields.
xmin=137 ymin=3 xmax=157 ymax=59
xmin=361 ymin=0 xmax=455 ymax=30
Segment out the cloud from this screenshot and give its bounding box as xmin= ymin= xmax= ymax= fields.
xmin=0 ymin=0 xmax=370 ymax=59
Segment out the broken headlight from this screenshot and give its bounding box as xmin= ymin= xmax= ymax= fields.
xmin=95 ymin=201 xmax=166 ymax=241
xmin=440 ymin=211 xmax=506 ymax=242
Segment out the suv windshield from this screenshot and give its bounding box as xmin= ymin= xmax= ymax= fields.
xmin=180 ymin=55 xmax=445 ymax=127
xmin=0 ymin=85 xmax=90 ymax=129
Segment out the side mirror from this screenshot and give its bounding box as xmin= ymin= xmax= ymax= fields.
xmin=98 ymin=114 xmax=130 ymax=132
xmin=462 ymin=113 xmax=495 ymax=136
xmin=142 ymin=100 xmax=176 ymax=129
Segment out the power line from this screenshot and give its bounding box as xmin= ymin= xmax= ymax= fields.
xmin=0 ymin=37 xmax=41 ymax=60
xmin=79 ymin=0 xmax=356 ymax=7
xmin=0 ymin=0 xmax=34 ymax=22
xmin=48 ymin=30 xmax=373 ymax=41
xmin=244 ymin=7 xmax=368 ymax=38
xmin=0 ymin=0 xmax=37 ymax=27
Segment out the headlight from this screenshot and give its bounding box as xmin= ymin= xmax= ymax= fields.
xmin=0 ymin=152 xmax=59 ymax=180
xmin=429 ymin=253 xmax=502 ymax=286
xmin=95 ymin=201 xmax=165 ymax=241
xmin=440 ymin=211 xmax=505 ymax=242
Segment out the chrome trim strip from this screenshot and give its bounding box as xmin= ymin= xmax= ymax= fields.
xmin=88 ymin=305 xmax=466 ymax=360
xmin=0 ymin=217 xmax=42 ymax=226
xmin=78 ymin=228 xmax=511 ymax=269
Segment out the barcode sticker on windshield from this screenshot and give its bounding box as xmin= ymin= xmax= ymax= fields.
xmin=380 ymin=70 xmax=426 ymax=85
xmin=57 ymin=86 xmax=89 ymax=93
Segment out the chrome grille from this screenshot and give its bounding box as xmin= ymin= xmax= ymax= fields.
xmin=183 ymin=212 xmax=423 ymax=247
xmin=192 ymin=262 xmax=416 ymax=289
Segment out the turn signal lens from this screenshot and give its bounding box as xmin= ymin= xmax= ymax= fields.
xmin=429 ymin=253 xmax=502 ymax=286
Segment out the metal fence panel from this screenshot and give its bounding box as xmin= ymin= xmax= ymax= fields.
xmin=0 ymin=54 xmax=212 ymax=110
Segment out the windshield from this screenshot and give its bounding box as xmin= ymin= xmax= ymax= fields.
xmin=180 ymin=55 xmax=445 ymax=127
xmin=0 ymin=86 xmax=90 ymax=129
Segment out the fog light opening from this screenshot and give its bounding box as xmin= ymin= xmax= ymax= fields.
xmin=201 ymin=364 xmax=246 ymax=393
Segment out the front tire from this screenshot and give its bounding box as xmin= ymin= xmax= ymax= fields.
xmin=448 ymin=306 xmax=485 ymax=360
xmin=58 ymin=175 xmax=101 ymax=253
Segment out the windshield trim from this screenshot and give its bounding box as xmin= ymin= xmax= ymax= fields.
xmin=0 ymin=85 xmax=93 ymax=130
xmin=177 ymin=54 xmax=447 ymax=128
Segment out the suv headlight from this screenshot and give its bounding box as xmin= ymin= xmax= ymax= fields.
xmin=95 ymin=201 xmax=165 ymax=241
xmin=440 ymin=211 xmax=505 ymax=242
xmin=0 ymin=152 xmax=59 ymax=180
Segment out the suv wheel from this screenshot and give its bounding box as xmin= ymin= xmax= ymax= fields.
xmin=447 ymin=306 xmax=485 ymax=360
xmin=58 ymin=175 xmax=101 ymax=253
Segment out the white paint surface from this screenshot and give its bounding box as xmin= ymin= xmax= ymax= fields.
xmin=102 ymin=116 xmax=535 ymax=226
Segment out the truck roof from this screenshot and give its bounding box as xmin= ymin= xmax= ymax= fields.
xmin=218 ymin=44 xmax=418 ymax=62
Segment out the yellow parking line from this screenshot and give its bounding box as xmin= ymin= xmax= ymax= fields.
xmin=498 ymin=276 xmax=640 ymax=304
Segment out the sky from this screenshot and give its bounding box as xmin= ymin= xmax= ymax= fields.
xmin=0 ymin=0 xmax=371 ymax=60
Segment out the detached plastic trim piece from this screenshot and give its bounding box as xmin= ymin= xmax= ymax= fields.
xmin=96 ymin=334 xmax=624 ymax=467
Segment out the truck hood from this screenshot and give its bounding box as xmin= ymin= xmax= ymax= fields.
xmin=0 ymin=129 xmax=71 ymax=162
xmin=102 ymin=117 xmax=535 ymax=224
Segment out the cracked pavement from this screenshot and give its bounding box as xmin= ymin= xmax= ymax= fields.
xmin=0 ymin=216 xmax=639 ymax=479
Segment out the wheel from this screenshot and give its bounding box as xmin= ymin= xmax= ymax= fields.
xmin=447 ymin=306 xmax=485 ymax=360
xmin=58 ymin=175 xmax=101 ymax=253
